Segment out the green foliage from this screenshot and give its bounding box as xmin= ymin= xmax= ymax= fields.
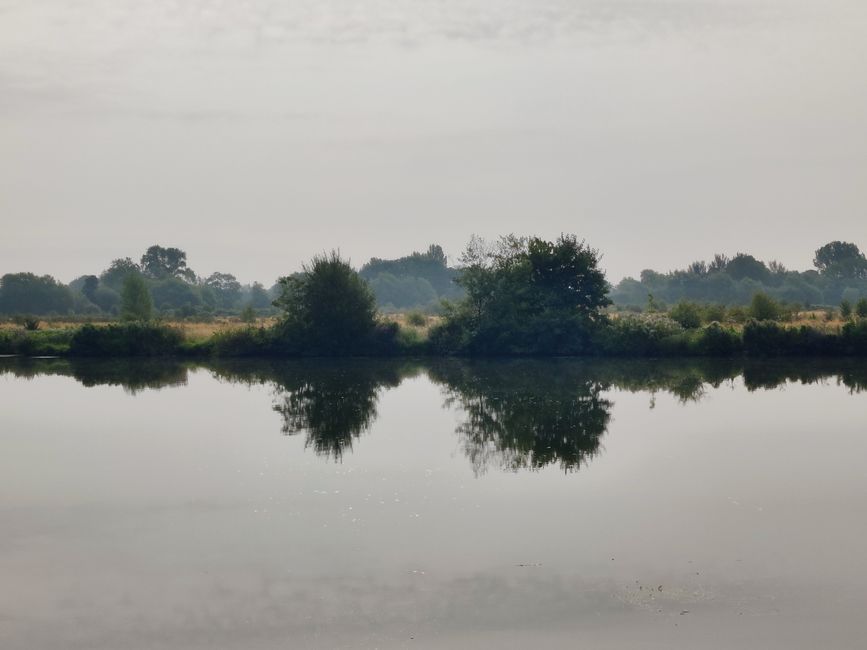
xmin=274 ymin=252 xmax=382 ymax=355
xmin=120 ymin=274 xmax=153 ymax=321
xmin=434 ymin=234 xmax=610 ymax=355
xmin=69 ymin=323 xmax=184 ymax=357
xmin=0 ymin=328 xmax=73 ymax=356
xmin=360 ymin=244 xmax=462 ymax=310
xmin=240 ymin=305 xmax=256 ymax=323
xmin=749 ymin=292 xmax=782 ymax=321
xmin=841 ymin=299 xmax=853 ymax=320
xmin=100 ymin=258 xmax=142 ymax=291
xmin=0 ymin=273 xmax=73 ymax=315
xmin=857 ymin=298 xmax=867 ymax=319
xmin=701 ymin=303 xmax=727 ymax=323
xmin=726 ymin=254 xmax=770 ymax=283
xmin=140 ymin=245 xmax=196 ymax=282
xmin=405 ymin=310 xmax=428 ymax=327
xmin=669 ymin=301 xmax=703 ymax=329
xmin=814 ymin=241 xmax=867 ymax=279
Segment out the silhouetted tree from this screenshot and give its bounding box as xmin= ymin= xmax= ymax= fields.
xmin=274 ymin=252 xmax=379 ymax=354
xmin=814 ymin=241 xmax=867 ymax=279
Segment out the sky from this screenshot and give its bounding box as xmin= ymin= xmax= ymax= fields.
xmin=1 ymin=0 xmax=866 ymax=285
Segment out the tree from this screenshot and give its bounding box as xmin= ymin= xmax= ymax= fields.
xmin=669 ymin=301 xmax=702 ymax=329
xmin=814 ymin=241 xmax=867 ymax=279
xmin=857 ymin=298 xmax=867 ymax=319
xmin=726 ymin=254 xmax=770 ymax=283
xmin=437 ymin=234 xmax=610 ymax=354
xmin=100 ymin=258 xmax=141 ymax=291
xmin=274 ymin=252 xmax=379 ymax=353
xmin=79 ymin=275 xmax=99 ymax=302
xmin=247 ymin=282 xmax=272 ymax=309
xmin=121 ymin=274 xmax=153 ymax=321
xmin=204 ymin=272 xmax=242 ymax=309
xmin=140 ymin=245 xmax=196 ymax=282
xmin=0 ymin=273 xmax=74 ymax=315
xmin=841 ymin=299 xmax=853 ymax=320
xmin=749 ymin=292 xmax=781 ymax=321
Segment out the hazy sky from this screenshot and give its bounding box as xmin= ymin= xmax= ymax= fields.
xmin=1 ymin=0 xmax=866 ymax=284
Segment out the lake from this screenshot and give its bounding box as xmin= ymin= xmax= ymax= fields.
xmin=1 ymin=357 xmax=866 ymax=649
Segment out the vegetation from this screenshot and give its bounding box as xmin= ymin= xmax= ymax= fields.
xmin=611 ymin=241 xmax=867 ymax=308
xmin=5 ymin=234 xmax=867 ymax=359
xmin=359 ymin=244 xmax=463 ymax=312
xmin=429 ymin=235 xmax=609 ymax=355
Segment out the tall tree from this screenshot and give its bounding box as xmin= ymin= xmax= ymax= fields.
xmin=814 ymin=241 xmax=867 ymax=279
xmin=274 ymin=252 xmax=378 ymax=353
xmin=121 ymin=274 xmax=153 ymax=321
xmin=140 ymin=245 xmax=196 ymax=282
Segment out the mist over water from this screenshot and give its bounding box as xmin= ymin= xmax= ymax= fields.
xmin=2 ymin=0 xmax=866 ymax=282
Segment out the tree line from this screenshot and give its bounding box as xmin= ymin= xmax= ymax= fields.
xmin=611 ymin=241 xmax=867 ymax=309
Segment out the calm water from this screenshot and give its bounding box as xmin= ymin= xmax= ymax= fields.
xmin=1 ymin=357 xmax=866 ymax=649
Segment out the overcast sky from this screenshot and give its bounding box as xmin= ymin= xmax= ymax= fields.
xmin=1 ymin=0 xmax=865 ymax=284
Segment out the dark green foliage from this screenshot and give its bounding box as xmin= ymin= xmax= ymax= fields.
xmin=433 ymin=234 xmax=610 ymax=355
xmin=240 ymin=305 xmax=256 ymax=323
xmin=841 ymin=299 xmax=853 ymax=319
xmin=0 ymin=328 xmax=74 ymax=356
xmin=669 ymin=301 xmax=703 ymax=329
xmin=120 ymin=274 xmax=153 ymax=321
xmin=749 ymin=292 xmax=783 ymax=321
xmin=69 ymin=323 xmax=184 ymax=357
xmin=100 ymin=258 xmax=142 ymax=291
xmin=814 ymin=241 xmax=867 ymax=279
xmin=727 ymin=254 xmax=770 ymax=283
xmin=140 ymin=245 xmax=196 ymax=282
xmin=857 ymin=298 xmax=867 ymax=319
xmin=204 ymin=272 xmax=242 ymax=309
xmin=273 ymin=252 xmax=384 ymax=355
xmin=611 ymin=242 xmax=867 ymax=309
xmin=0 ymin=273 xmax=74 ymax=315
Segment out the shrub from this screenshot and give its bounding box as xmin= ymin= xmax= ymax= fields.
xmin=405 ymin=310 xmax=428 ymax=327
xmin=749 ymin=292 xmax=781 ymax=321
xmin=857 ymin=298 xmax=867 ymax=319
xmin=841 ymin=299 xmax=853 ymax=320
xmin=273 ymin=252 xmax=381 ymax=355
xmin=69 ymin=323 xmax=184 ymax=357
xmin=669 ymin=301 xmax=702 ymax=329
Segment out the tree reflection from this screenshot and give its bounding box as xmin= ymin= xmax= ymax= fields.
xmin=428 ymin=361 xmax=613 ymax=474
xmin=210 ymin=360 xmax=413 ymax=461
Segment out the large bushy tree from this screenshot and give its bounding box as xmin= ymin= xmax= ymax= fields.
xmin=434 ymin=234 xmax=610 ymax=354
xmin=0 ymin=273 xmax=73 ymax=315
xmin=814 ymin=241 xmax=867 ymax=279
xmin=274 ymin=252 xmax=379 ymax=354
xmin=120 ymin=273 xmax=153 ymax=321
xmin=140 ymin=245 xmax=196 ymax=282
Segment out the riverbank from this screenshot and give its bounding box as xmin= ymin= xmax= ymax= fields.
xmin=3 ymin=318 xmax=867 ymax=359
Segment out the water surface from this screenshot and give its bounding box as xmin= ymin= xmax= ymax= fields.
xmin=1 ymin=358 xmax=866 ymax=649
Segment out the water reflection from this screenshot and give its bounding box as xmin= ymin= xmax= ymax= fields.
xmin=3 ymin=356 xmax=866 ymax=471
xmin=210 ymin=360 xmax=412 ymax=461
xmin=428 ymin=361 xmax=612 ymax=474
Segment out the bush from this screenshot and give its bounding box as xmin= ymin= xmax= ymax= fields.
xmin=273 ymin=252 xmax=383 ymax=355
xmin=669 ymin=301 xmax=702 ymax=329
xmin=69 ymin=323 xmax=184 ymax=357
xmin=405 ymin=310 xmax=428 ymax=327
xmin=857 ymin=298 xmax=867 ymax=319
xmin=841 ymin=299 xmax=853 ymax=319
xmin=749 ymin=292 xmax=782 ymax=321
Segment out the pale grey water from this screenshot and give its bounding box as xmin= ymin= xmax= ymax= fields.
xmin=1 ymin=358 xmax=866 ymax=649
